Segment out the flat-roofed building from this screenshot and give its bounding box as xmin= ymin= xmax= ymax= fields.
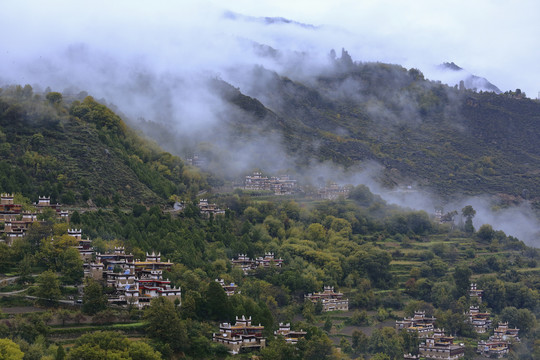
xmin=396 ymin=311 xmax=437 ymax=337
xmin=213 ymin=315 xmax=266 ymax=355
xmin=419 ymin=329 xmax=465 ymax=360
xmin=305 ymin=286 xmax=349 ymax=312
xmin=274 ymin=323 xmax=306 ymax=344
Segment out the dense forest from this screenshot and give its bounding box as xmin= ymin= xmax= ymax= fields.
xmin=0 ymin=85 xmax=207 ymax=207
xmin=1 ymin=83 xmax=540 ymax=359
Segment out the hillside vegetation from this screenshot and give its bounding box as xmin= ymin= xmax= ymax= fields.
xmin=174 ymin=53 xmax=540 ymax=206
xmin=1 ymin=74 xmax=540 ymax=359
xmin=0 ymin=85 xmax=207 ymax=206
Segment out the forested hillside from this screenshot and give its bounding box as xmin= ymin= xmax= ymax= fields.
xmin=1 ymin=80 xmax=540 ymax=359
xmin=223 ymin=56 xmax=540 ymax=202
xmin=0 ymin=85 xmax=207 ymax=206
xmin=136 ymin=52 xmax=540 ymax=207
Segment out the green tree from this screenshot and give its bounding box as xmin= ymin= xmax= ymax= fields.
xmin=0 ymin=244 xmax=11 ymax=273
xmin=349 ymin=310 xmax=369 ymax=326
xmin=66 ymin=331 xmax=161 ymax=360
xmin=368 ymin=327 xmax=403 ymax=359
xmin=399 ymin=330 xmax=419 ymax=355
xmin=70 ymin=211 xmax=81 ymax=225
xmin=314 ymin=300 xmax=323 ymax=315
xmin=56 ymin=344 xmax=66 ymax=360
xmin=453 ymin=263 xmax=472 ymax=298
xmin=351 ymin=330 xmax=368 ymax=352
xmin=349 ymin=185 xmax=376 ymax=206
xmin=501 ymin=307 xmax=537 ymax=335
xmin=203 ymin=280 xmax=230 ymax=321
xmin=306 ymin=223 xmax=326 ymax=243
xmin=144 ymin=297 xmax=188 ymax=354
xmin=260 ymin=336 xmax=299 ymax=360
xmin=0 ymin=338 xmax=24 ymax=360
xmin=57 ymin=309 xmax=72 ymax=326
xmin=303 ymin=334 xmax=335 ymax=360
xmin=461 ymin=205 xmax=476 ymax=233
xmin=477 ymin=224 xmax=494 ymax=243
xmin=478 ymin=276 xmax=506 ymax=312
xmin=244 ymin=206 xmax=262 ymax=223
xmin=45 ymin=92 xmax=62 ymax=105
xmin=323 ymin=318 xmax=332 ymax=333
xmin=82 ymin=278 xmax=108 ymax=315
xmin=302 ymin=300 xmax=315 ymax=323
xmin=371 ymin=354 xmax=391 ymax=360
xmin=35 ymin=270 xmax=61 ymax=303
xmin=38 ymin=208 xmax=57 ymax=223
xmin=60 ymin=247 xmax=83 ymax=284
xmin=339 ymin=337 xmax=352 ymax=354
xmin=16 ymin=255 xmax=33 ymax=284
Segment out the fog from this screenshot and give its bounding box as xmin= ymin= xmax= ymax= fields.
xmin=293 ymin=162 xmax=540 ymax=247
xmin=2 ymin=0 xmax=540 ymax=246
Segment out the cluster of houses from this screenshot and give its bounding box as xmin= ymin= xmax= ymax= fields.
xmin=69 ymin=229 xmax=181 ymax=309
xmin=185 ymin=154 xmax=206 ymax=168
xmin=213 ymin=317 xmax=309 ymax=354
xmin=396 ymin=310 xmax=437 ymax=337
xmin=3 ymin=191 xmax=527 ymax=357
xmin=231 ymin=253 xmax=284 ymax=274
xmin=477 ymin=323 xmax=520 ymax=358
xmin=198 ymin=199 xmax=226 ymax=217
xmin=0 ymin=194 xmax=68 ymax=244
xmin=467 ymin=306 xmax=491 ymax=333
xmin=397 ymin=311 xmax=465 ymax=360
xmin=317 ymin=182 xmax=352 ymax=200
xmin=170 ymin=199 xmax=226 ymax=217
xmin=466 ymin=283 xmax=521 ymax=357
xmin=305 ymin=286 xmax=349 ymax=312
xmin=242 ymin=171 xmax=352 ymax=200
xmin=244 ymin=171 xmax=297 ymax=195
xmin=399 ymin=284 xmax=520 ymax=359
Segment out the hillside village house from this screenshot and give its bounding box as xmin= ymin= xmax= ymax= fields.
xmin=68 ymin=228 xmax=93 ymax=261
xmin=36 ymin=196 xmax=61 ymax=211
xmin=213 ymin=315 xmax=266 ymax=354
xmin=231 ymin=253 xmax=283 ymax=274
xmin=467 ymin=306 xmax=491 ymax=333
xmin=305 ymin=286 xmax=349 ymax=312
xmin=469 ymin=283 xmax=483 ymax=301
xmin=244 ymin=171 xmax=297 ymax=195
xmin=317 ymin=182 xmax=351 ymax=200
xmin=198 ymin=199 xmax=226 ymax=217
xmin=68 ymin=227 xmax=182 ymax=309
xmin=476 ymin=322 xmax=520 ymax=357
xmin=1 ymin=194 xmax=68 ymax=244
xmin=418 ymin=328 xmax=465 ymax=360
xmin=274 ymin=323 xmax=306 ymax=344
xmin=0 ymin=193 xmax=21 ymax=221
xmin=396 ymin=311 xmax=436 ymax=337
xmin=215 ymin=278 xmax=239 ymax=296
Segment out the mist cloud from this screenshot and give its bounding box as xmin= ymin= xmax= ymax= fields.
xmin=2 ymin=0 xmax=540 ymax=246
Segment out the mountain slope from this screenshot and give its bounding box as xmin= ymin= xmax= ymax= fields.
xmin=206 ymin=57 xmax=540 ymax=204
xmin=0 ymin=86 xmax=206 ymax=206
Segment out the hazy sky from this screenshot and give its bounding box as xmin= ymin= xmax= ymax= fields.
xmin=3 ymin=0 xmax=540 ymax=245
xmin=2 ymin=0 xmax=540 ymax=97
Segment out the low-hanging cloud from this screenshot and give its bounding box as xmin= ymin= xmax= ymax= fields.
xmin=2 ymin=0 xmax=540 ymax=246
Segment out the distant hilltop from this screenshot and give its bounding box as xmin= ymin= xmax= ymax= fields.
xmin=438 ymin=62 xmax=501 ymax=93
xmin=222 ymin=10 xmax=320 ymax=29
